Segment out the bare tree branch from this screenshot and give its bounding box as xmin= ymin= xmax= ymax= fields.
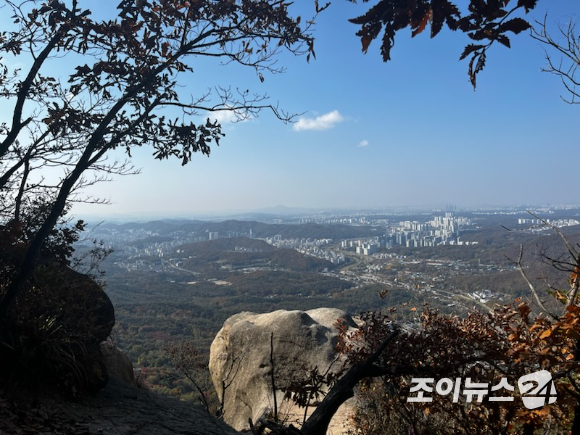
xmin=300 ymin=328 xmax=400 ymax=435
xmin=511 ymin=244 xmax=559 ymax=320
xmin=531 ymin=15 xmax=580 ymax=104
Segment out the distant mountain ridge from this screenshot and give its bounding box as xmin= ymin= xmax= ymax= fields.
xmin=100 ymin=219 xmax=380 ymax=240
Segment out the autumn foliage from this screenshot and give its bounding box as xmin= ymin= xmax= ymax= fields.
xmin=348 ymin=0 xmax=538 ymax=87
xmin=334 ymin=296 xmax=579 ymax=434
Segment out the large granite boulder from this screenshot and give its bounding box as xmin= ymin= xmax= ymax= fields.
xmin=209 ymin=308 xmax=357 ymax=432
xmin=6 ymin=263 xmax=115 ymax=393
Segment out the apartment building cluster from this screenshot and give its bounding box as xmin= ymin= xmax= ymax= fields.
xmin=517 ymin=218 xmax=580 ymax=228
xmin=338 ymin=213 xmax=474 ymax=255
xmin=340 ymin=239 xmax=379 ymax=255
xmin=267 ymin=236 xmax=346 ymax=264
xmin=385 ymin=212 xmax=470 ymax=248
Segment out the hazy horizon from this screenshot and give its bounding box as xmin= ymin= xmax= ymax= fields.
xmin=73 ymin=202 xmax=579 ymax=224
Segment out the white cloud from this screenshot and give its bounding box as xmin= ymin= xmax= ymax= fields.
xmin=210 ymin=109 xmax=251 ymax=124
xmin=357 ymin=140 xmax=369 ymax=147
xmin=293 ymin=110 xmax=344 ymax=131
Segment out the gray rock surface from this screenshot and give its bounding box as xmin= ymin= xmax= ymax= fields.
xmin=0 ymin=378 xmax=240 ymax=435
xmin=101 ymin=338 xmax=137 ymax=386
xmin=209 ymin=308 xmax=356 ymax=432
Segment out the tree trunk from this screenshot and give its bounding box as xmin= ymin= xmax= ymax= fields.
xmin=300 ymin=331 xmax=398 ymax=435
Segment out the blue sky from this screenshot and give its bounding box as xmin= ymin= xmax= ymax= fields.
xmin=72 ymin=1 xmax=579 ymax=219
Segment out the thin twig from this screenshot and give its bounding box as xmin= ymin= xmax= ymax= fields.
xmin=513 ymin=245 xmax=559 ymax=320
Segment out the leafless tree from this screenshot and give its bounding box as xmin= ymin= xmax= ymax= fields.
xmin=532 ymin=16 xmax=580 ymax=104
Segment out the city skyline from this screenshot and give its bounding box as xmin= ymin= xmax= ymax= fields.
xmin=77 ymin=202 xmax=579 ymax=223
